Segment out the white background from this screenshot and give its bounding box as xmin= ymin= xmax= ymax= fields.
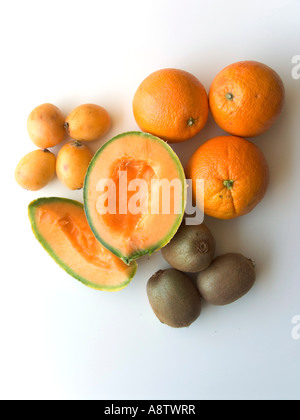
xmin=1 ymin=0 xmax=299 ymax=400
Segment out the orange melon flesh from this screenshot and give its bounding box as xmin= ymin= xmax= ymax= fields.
xmin=28 ymin=197 xmax=137 ymax=291
xmin=84 ymin=132 xmax=186 ymax=263
xmin=103 ymin=158 xmax=156 ymax=236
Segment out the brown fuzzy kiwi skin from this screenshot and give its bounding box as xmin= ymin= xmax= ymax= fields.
xmin=147 ymin=268 xmax=202 ymax=328
xmin=161 ymin=223 xmax=216 ymax=273
xmin=196 ymin=253 xmax=256 ymax=306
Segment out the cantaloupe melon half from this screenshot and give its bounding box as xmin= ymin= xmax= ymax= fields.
xmin=28 ymin=197 xmax=137 ymax=291
xmin=84 ymin=132 xmax=186 ymax=264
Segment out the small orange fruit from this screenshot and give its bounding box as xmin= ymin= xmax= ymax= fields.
xmin=56 ymin=141 xmax=93 ymax=190
xmin=133 ymin=68 xmax=209 ymax=143
xmin=27 ymin=103 xmax=65 ymax=149
xmin=15 ymin=149 xmax=56 ymax=191
xmin=209 ymin=60 xmax=285 ymax=138
xmin=186 ymin=136 xmax=269 ymax=219
xmin=64 ymin=104 xmax=111 ymax=142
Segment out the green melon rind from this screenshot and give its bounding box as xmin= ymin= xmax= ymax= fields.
xmin=83 ymin=131 xmax=187 ymax=264
xmin=28 ymin=197 xmax=137 ymax=291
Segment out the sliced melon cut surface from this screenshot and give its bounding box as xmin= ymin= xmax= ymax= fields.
xmin=84 ymin=132 xmax=186 ymax=264
xmin=28 ymin=197 xmax=137 ymax=291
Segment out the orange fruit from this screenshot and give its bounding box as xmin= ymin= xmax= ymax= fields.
xmin=56 ymin=141 xmax=93 ymax=190
xmin=65 ymin=104 xmax=111 ymax=142
xmin=27 ymin=103 xmax=65 ymax=149
xmin=209 ymin=60 xmax=285 ymax=138
xmin=133 ymin=68 xmax=209 ymax=143
xmin=186 ymin=135 xmax=269 ymax=220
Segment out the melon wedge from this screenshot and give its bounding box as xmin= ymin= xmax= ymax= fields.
xmin=84 ymin=132 xmax=186 ymax=264
xmin=28 ymin=197 xmax=137 ymax=291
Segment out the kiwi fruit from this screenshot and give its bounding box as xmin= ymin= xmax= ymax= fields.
xmin=161 ymin=223 xmax=216 ymax=273
xmin=196 ymin=253 xmax=256 ymax=306
xmin=147 ymin=268 xmax=202 ymax=328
